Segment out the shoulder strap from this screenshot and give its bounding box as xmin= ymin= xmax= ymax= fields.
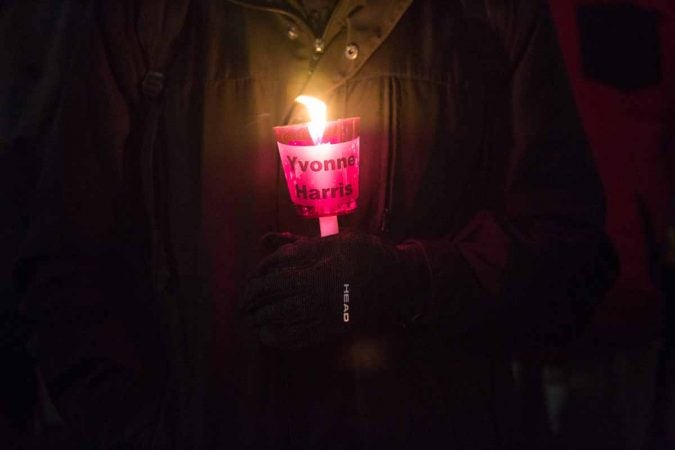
xmin=138 ymin=1 xmax=191 ymax=290
xmin=138 ymin=1 xmax=193 ymax=99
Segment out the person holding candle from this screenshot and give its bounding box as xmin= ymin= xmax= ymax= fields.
xmin=14 ymin=0 xmax=617 ymax=448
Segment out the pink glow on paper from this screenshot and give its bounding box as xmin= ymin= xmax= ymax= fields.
xmin=274 ymin=117 xmax=360 ymax=219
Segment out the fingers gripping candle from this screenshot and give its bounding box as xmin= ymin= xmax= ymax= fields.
xmin=274 ymin=96 xmax=360 ymax=237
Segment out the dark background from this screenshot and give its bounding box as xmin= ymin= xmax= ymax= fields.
xmin=1 ymin=0 xmax=674 ymax=448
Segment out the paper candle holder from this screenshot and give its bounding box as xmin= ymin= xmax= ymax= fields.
xmin=274 ymin=117 xmax=360 ymax=219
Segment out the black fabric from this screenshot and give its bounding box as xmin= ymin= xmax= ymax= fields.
xmin=577 ymin=4 xmax=662 ymax=91
xmin=0 ymin=310 xmax=36 ymax=431
xmin=11 ymin=1 xmax=182 ymax=447
xmin=414 ymin=212 xmax=618 ymax=351
xmin=14 ymin=0 xmax=616 ymax=448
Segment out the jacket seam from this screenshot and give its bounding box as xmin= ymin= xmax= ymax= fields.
xmin=204 ymin=73 xmax=454 ymax=88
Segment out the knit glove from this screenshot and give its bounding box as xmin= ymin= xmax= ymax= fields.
xmin=243 ymin=231 xmax=430 ymax=350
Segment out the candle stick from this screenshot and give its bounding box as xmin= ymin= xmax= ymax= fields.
xmin=319 ymin=216 xmax=339 ymax=237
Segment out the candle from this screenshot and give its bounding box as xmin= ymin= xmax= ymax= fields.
xmin=274 ymin=97 xmax=360 ymax=237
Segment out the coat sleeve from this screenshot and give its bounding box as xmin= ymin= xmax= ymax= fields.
xmin=412 ymin=0 xmax=617 ymax=348
xmin=15 ymin=0 xmax=165 ymax=445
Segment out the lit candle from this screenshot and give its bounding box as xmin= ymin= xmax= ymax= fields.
xmin=295 ymin=95 xmax=327 ymax=145
xmin=274 ymin=97 xmax=360 ymax=237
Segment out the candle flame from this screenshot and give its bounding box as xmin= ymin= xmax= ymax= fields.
xmin=295 ymin=95 xmax=327 ymax=145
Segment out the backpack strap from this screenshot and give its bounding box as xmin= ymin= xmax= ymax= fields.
xmin=137 ymin=1 xmax=191 ymax=290
xmin=133 ymin=5 xmax=193 ymax=447
xmin=138 ymin=1 xmax=192 ymax=98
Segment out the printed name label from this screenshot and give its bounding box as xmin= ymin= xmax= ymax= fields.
xmin=278 ymin=138 xmax=359 ymax=208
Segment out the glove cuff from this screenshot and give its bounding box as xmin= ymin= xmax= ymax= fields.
xmin=395 ymin=240 xmax=433 ymax=325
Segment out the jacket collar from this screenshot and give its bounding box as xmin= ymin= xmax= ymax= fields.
xmin=223 ymin=0 xmax=306 ymax=17
xmin=302 ymin=0 xmax=414 ymax=97
xmin=225 ymin=0 xmax=371 ymax=26
xmin=224 ymin=0 xmax=411 ymax=46
xmin=225 ymin=0 xmax=415 ymax=111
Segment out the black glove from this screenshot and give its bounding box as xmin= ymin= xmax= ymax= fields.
xmin=243 ymin=231 xmax=430 ymax=350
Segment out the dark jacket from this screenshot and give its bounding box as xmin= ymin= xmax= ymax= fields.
xmin=17 ymin=0 xmax=614 ymax=448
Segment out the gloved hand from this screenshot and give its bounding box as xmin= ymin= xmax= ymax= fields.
xmin=243 ymin=231 xmax=430 ymax=350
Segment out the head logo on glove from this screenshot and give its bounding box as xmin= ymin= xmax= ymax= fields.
xmin=343 ymin=283 xmax=350 ymax=323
